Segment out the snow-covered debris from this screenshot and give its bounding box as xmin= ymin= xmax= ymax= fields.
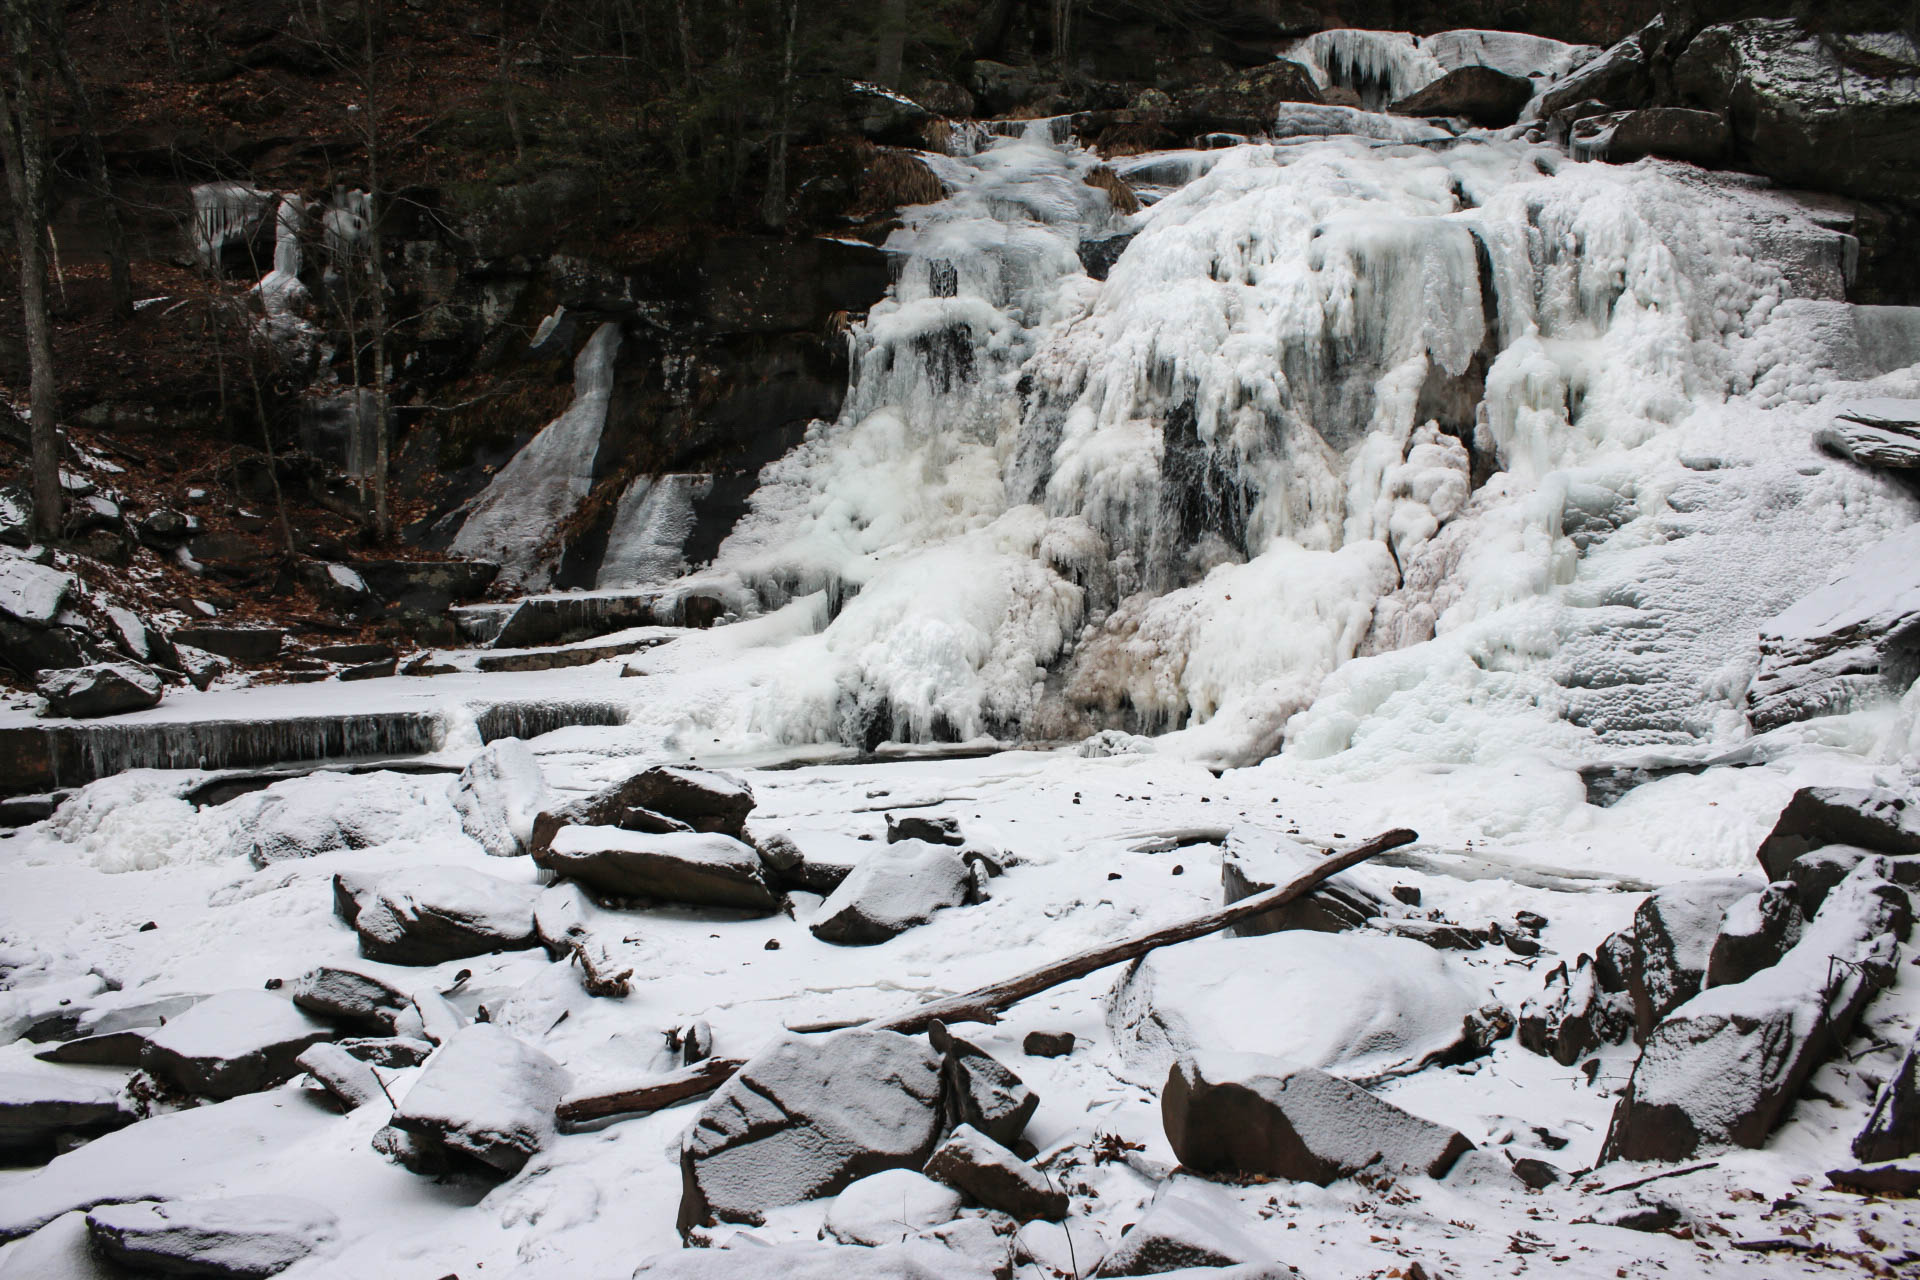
xmin=810 ymin=839 xmax=973 ymax=945
xmin=1854 ymin=1028 xmax=1920 ymax=1162
xmin=678 ymin=1029 xmax=943 ymax=1231
xmin=36 ymin=663 xmax=163 ymax=719
xmin=1221 ymin=826 xmax=1385 ymax=935
xmin=449 ymin=737 xmax=550 ymax=858
xmin=139 ymin=989 xmax=333 ymax=1099
xmin=1105 ymin=931 xmax=1480 ymax=1085
xmin=388 ymin=1024 xmax=570 ymax=1177
xmin=1814 ymin=417 xmax=1920 ymax=469
xmin=1603 ymin=857 xmax=1913 ymax=1162
xmin=295 ymin=1043 xmax=385 ymax=1111
xmin=923 ymin=1124 xmax=1065 ymax=1221
xmin=535 ymin=827 xmax=777 ymax=913
xmin=1754 ymin=785 xmax=1920 ymax=880
xmin=344 ymin=866 xmax=542 ymax=965
xmin=823 ymin=1168 xmax=962 ymax=1245
xmin=1705 ymin=883 xmax=1804 ymax=988
xmin=85 ymin=1195 xmax=338 ymax=1278
xmin=1620 ymin=877 xmax=1754 ymax=1040
xmin=223 ymin=770 xmax=458 ymax=868
xmin=289 ymin=964 xmax=411 ymax=1033
xmin=1164 ymin=1051 xmax=1475 ymax=1183
xmin=1096 ymin=1184 xmax=1264 ymax=1274
xmin=0 ymin=1071 xmax=132 ymax=1154
xmin=931 ymin=1021 xmax=1037 ymax=1148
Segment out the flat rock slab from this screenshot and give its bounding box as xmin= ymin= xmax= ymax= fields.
xmin=86 ymin=1195 xmax=338 ymax=1278
xmin=810 ymin=839 xmax=971 ymax=945
xmin=347 ymin=866 xmax=542 ymax=965
xmin=1164 ymin=1051 xmax=1474 ymax=1184
xmin=1816 ymin=419 xmax=1920 ymax=468
xmin=290 ymin=964 xmax=411 ymax=1033
xmin=390 ymin=1024 xmax=570 ymax=1176
xmin=536 ymin=827 xmax=776 ymax=912
xmin=0 ymin=1070 xmax=131 ymax=1152
xmin=170 ymin=627 xmax=283 ymax=664
xmin=925 ymin=1123 xmax=1066 ymax=1221
xmin=679 ymin=1029 xmax=943 ymax=1231
xmin=824 ymin=1168 xmax=961 ymax=1245
xmin=141 ymin=990 xmax=333 ymax=1099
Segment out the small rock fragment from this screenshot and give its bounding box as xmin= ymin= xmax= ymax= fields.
xmin=1022 ymin=1030 xmax=1075 ymax=1058
xmin=924 ymin=1124 xmax=1066 ymax=1221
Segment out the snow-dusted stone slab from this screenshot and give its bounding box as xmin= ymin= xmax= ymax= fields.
xmin=1602 ymin=858 xmax=1914 ymax=1162
xmin=924 ymin=1124 xmax=1066 ymax=1221
xmin=348 ymin=867 xmax=542 ymax=965
xmin=1854 ymin=1028 xmax=1920 ymax=1162
xmin=1095 ymin=1187 xmax=1263 ymax=1275
xmin=678 ymin=1029 xmax=943 ymax=1231
xmin=34 ymin=1029 xmax=150 ymax=1067
xmin=1163 ymin=1051 xmax=1474 ymax=1184
xmin=86 ymin=1196 xmax=338 ymax=1278
xmin=0 ymin=1071 xmax=132 ymax=1152
xmin=1756 ymin=786 xmax=1920 ymax=880
xmin=289 ymin=964 xmax=410 ymax=1033
xmin=75 ymin=990 xmax=206 ymax=1037
xmin=535 ymin=827 xmax=777 ymax=912
xmin=633 ymin=1241 xmax=998 ymax=1279
xmin=1105 ymin=931 xmax=1478 ymax=1086
xmin=1221 ymin=826 xmax=1384 ymax=936
xmin=0 ymin=1210 xmax=121 ymax=1280
xmin=36 ymin=664 xmax=163 ymax=719
xmin=1815 ymin=419 xmax=1920 ymax=469
xmin=336 ymin=1035 xmax=434 ymax=1068
xmin=753 ymin=830 xmax=859 ymax=895
xmin=1705 ymin=884 xmax=1804 ymax=988
xmin=295 ymin=1043 xmax=384 ymax=1112
xmin=824 ymin=1168 xmax=962 ymax=1245
xmin=389 ymin=1024 xmax=570 ymax=1176
xmin=930 ymin=1021 xmax=1037 ymax=1149
xmin=450 ymin=738 xmax=549 ymax=858
xmin=140 ymin=990 xmax=333 ymax=1099
xmin=810 ymin=839 xmax=971 ymax=945
xmin=1749 ymin=529 xmax=1920 ymax=731
xmin=1621 ymin=877 xmax=1754 ymax=1040
xmin=0 ymin=559 xmax=73 ymax=625
xmin=530 ymin=763 xmax=756 ymax=852
xmin=1785 ymin=844 xmax=1920 ymax=915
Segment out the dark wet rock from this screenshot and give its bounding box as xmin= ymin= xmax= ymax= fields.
xmin=174 ymin=644 xmax=230 ymax=691
xmin=36 ymin=664 xmax=163 ymax=719
xmin=1705 ymin=884 xmax=1804 ymax=988
xmin=337 ymin=656 xmax=396 ymax=681
xmin=1095 ymin=1188 xmax=1263 ymax=1275
xmin=1221 ymin=828 xmax=1384 ymax=936
xmin=1602 ymin=858 xmax=1912 ymax=1162
xmin=1785 ymin=844 xmax=1920 ymax=916
xmin=336 ymin=1036 xmax=435 ymax=1068
xmin=289 ymin=965 xmax=411 ymax=1034
xmin=307 ymin=642 xmax=394 ymax=664
xmin=33 ymin=1029 xmax=151 ymax=1066
xmin=1172 ymin=61 xmax=1322 ymax=118
xmin=886 ymin=813 xmax=963 ymax=846
xmin=810 ymin=839 xmax=972 ymax=945
xmin=1165 ymin=1051 xmax=1472 ymax=1184
xmin=678 ymin=1029 xmax=942 ymax=1231
xmin=0 ymin=1071 xmax=133 ymax=1155
xmin=1829 ymin=1163 xmax=1920 ymax=1197
xmin=535 ymin=827 xmax=777 ymax=913
xmin=450 ymin=738 xmax=550 ymax=858
xmin=170 ymin=626 xmax=283 ymax=663
xmin=1390 ymin=65 xmax=1534 ymax=127
xmin=1380 ymin=918 xmax=1490 ymax=950
xmin=86 ymin=1196 xmax=339 ymax=1278
xmin=1537 ymin=27 xmax=1652 ymax=121
xmin=1594 ymin=106 xmax=1729 ymax=163
xmin=346 ymin=867 xmax=543 ymax=965
xmin=388 ymin=1024 xmax=570 ymax=1177
xmin=1077 ymin=233 xmax=1135 ymax=281
xmin=1592 ymin=1194 xmax=1682 ymax=1232
xmin=530 ymin=764 xmax=755 ymax=851
xmin=296 ymin=1042 xmax=384 ymax=1111
xmin=139 ymin=990 xmax=333 ymax=1099
xmin=1512 ymin=1156 xmax=1564 ymax=1189
xmin=1854 ymin=1029 xmax=1920 ymax=1162
xmin=930 ymin=1020 xmax=1038 ymax=1149
xmin=847 ymin=82 xmax=931 ymax=146
xmin=925 ymin=1124 xmax=1066 ymax=1222
xmin=1622 ymin=878 xmax=1755 ymax=1040
xmin=350 ymin=558 xmax=499 ymax=616
xmin=1757 ymin=786 xmax=1920 ymax=880
xmin=1023 ymin=1030 xmax=1074 ymax=1058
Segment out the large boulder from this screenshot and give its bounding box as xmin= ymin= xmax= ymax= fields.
xmin=1854 ymin=1029 xmax=1920 ymax=1162
xmin=678 ymin=1029 xmax=943 ymax=1232
xmin=388 ymin=1024 xmax=570 ymax=1176
xmin=1163 ymin=1051 xmax=1474 ymax=1184
xmin=1705 ymin=884 xmax=1804 ymax=988
xmin=1591 ymin=106 xmax=1729 ymax=164
xmin=530 ymin=764 xmax=756 ymax=851
xmin=1601 ymin=857 xmax=1912 ymax=1162
xmin=535 ymin=827 xmax=777 ymax=913
xmin=1105 ymin=931 xmax=1480 ymax=1086
xmin=140 ymin=990 xmax=333 ymax=1099
xmin=224 ymin=770 xmax=452 ymax=868
xmin=924 ymin=1124 xmax=1066 ymax=1222
xmin=36 ymin=663 xmax=163 ymax=719
xmin=85 ymin=1196 xmax=338 ymax=1278
xmin=450 ymin=738 xmax=550 ymax=858
xmin=289 ymin=964 xmax=411 ymax=1033
xmin=1621 ymin=878 xmax=1755 ymax=1040
xmin=810 ymin=840 xmax=972 ymax=945
xmin=1756 ymin=785 xmax=1920 ymax=880
xmin=1390 ymin=64 xmax=1534 ymax=126
xmin=343 ymin=867 xmax=542 ymax=965
xmin=1220 ymin=827 xmax=1385 ymax=936
xmin=1172 ymin=61 xmax=1323 ymax=119
xmin=0 ymin=1071 xmax=133 ymax=1155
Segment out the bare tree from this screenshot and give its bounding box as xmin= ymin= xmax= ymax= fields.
xmin=47 ymin=1 xmax=133 ymax=321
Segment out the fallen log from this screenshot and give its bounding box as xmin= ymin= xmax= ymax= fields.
xmin=557 ymin=1055 xmax=748 ymax=1126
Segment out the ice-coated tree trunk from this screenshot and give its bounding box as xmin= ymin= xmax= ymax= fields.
xmin=0 ymin=0 xmax=62 ymax=540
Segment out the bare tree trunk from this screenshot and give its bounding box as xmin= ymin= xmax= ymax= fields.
xmin=361 ymin=0 xmax=392 ymax=543
xmin=759 ymin=0 xmax=799 ymax=229
xmin=0 ymin=0 xmax=62 ymax=540
xmin=46 ymin=4 xmax=131 ymax=320
xmin=874 ymin=0 xmax=906 ymax=88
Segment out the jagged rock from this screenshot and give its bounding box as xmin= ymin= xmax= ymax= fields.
xmin=1220 ymin=827 xmax=1384 ymax=936
xmin=1623 ymin=878 xmax=1755 ymax=1040
xmin=1163 ymin=1051 xmax=1474 ymax=1184
xmin=1536 ymin=26 xmax=1651 ymax=120
xmin=36 ymin=664 xmax=163 ymax=719
xmin=170 ymin=626 xmax=283 ymax=663
xmin=925 ymin=1124 xmax=1066 ymax=1222
xmin=886 ymin=813 xmax=963 ymax=845
xmin=1595 ymin=106 xmax=1729 ymax=163
xmin=140 ymin=990 xmax=333 ymax=1099
xmin=86 ymin=1196 xmax=338 ymax=1278
xmin=1854 ymin=1029 xmax=1920 ymax=1162
xmin=930 ymin=1020 xmax=1038 ymax=1148
xmin=450 ymin=738 xmax=550 ymax=858
xmin=1602 ymin=858 xmax=1913 ymax=1162
xmin=1785 ymin=844 xmax=1920 ymax=916
xmin=289 ymin=964 xmax=410 ymax=1033
xmin=810 ymin=839 xmax=972 ymax=945
xmin=1390 ymin=65 xmax=1534 ymax=126
xmin=174 ymin=644 xmax=230 ymax=690
xmin=678 ymin=1029 xmax=943 ymax=1231
xmin=535 ymin=827 xmax=777 ymax=912
xmin=530 ymin=764 xmax=755 ymax=851
xmin=1095 ymin=1187 xmax=1263 ymax=1275
xmin=388 ymin=1024 xmax=570 ymax=1177
xmin=1705 ymin=884 xmax=1804 ymax=988
xmin=346 ymin=867 xmax=542 ymax=965
xmin=1816 ymin=418 xmax=1920 ymax=469
xmin=824 ymin=1168 xmax=961 ymax=1245
xmin=1106 ymin=931 xmax=1478 ymax=1086
xmin=1756 ymin=786 xmax=1920 ymax=880
xmin=0 ymin=1071 xmax=132 ymax=1154
xmin=1023 ymin=1030 xmax=1074 ymax=1058
xmin=295 ymin=1042 xmax=384 ymax=1111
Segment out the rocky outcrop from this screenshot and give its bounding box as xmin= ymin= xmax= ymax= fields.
xmin=86 ymin=1196 xmax=339 ymax=1278
xmin=387 ymin=1025 xmax=570 ymax=1176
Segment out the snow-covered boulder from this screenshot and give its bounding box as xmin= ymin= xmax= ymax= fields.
xmin=345 ymin=866 xmax=542 ymax=965
xmin=389 ymin=1024 xmax=570 ymax=1176
xmin=1621 ymin=878 xmax=1754 ymax=1040
xmin=1096 ymin=1185 xmax=1264 ymax=1275
xmin=531 ymin=763 xmax=756 ymax=852
xmin=924 ymin=1124 xmax=1065 ymax=1221
xmin=1756 ymin=786 xmax=1920 ymax=880
xmin=36 ymin=663 xmax=163 ymax=719
xmin=1163 ymin=1051 xmax=1474 ymax=1184
xmin=1221 ymin=826 xmax=1385 ymax=936
xmin=0 ymin=1071 xmax=132 ymax=1155
xmin=931 ymin=1021 xmax=1037 ymax=1149
xmin=0 ymin=1210 xmax=117 ymax=1280
xmin=810 ymin=839 xmax=972 ymax=945
xmin=1602 ymin=857 xmax=1913 ymax=1162
xmin=450 ymin=738 xmax=550 ymax=858
xmin=85 ymin=1195 xmax=338 ymax=1278
xmin=1854 ymin=1028 xmax=1920 ymax=1162
xmin=0 ymin=559 xmax=73 ymax=626
xmin=289 ymin=964 xmax=411 ymax=1033
xmin=535 ymin=827 xmax=777 ymax=912
xmin=824 ymin=1168 xmax=962 ymax=1245
xmin=1705 ymin=884 xmax=1804 ymax=988
xmin=678 ymin=1029 xmax=943 ymax=1231
xmin=295 ymin=1043 xmax=384 ymax=1111
xmin=1784 ymin=844 xmax=1920 ymax=916
xmin=751 ymin=830 xmax=857 ymax=895
xmin=225 ymin=770 xmax=455 ymax=868
xmin=140 ymin=990 xmax=333 ymax=1099
xmin=1105 ymin=932 xmax=1480 ymax=1086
